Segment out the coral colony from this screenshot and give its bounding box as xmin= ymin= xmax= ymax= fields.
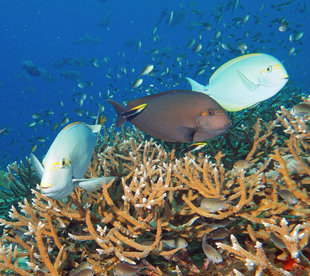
xmin=0 ymin=96 xmax=309 ymax=275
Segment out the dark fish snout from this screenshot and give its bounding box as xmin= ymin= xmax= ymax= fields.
xmin=223 ymin=118 xmax=232 ymax=130
xmin=225 ymin=120 xmax=232 ymax=129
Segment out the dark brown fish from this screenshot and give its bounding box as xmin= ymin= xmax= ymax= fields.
xmin=108 ymin=90 xmax=231 ymax=143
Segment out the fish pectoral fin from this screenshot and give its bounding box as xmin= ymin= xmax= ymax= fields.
xmin=121 ymin=103 xmax=147 ymax=121
xmin=183 ymin=142 xmax=207 ymax=153
xmin=186 ymin=77 xmax=208 ymax=92
xmin=193 ymin=128 xmax=217 ymax=143
xmin=30 ymin=153 xmax=44 ymax=179
xmin=177 ymin=126 xmax=196 ymax=141
xmin=236 ymin=70 xmax=258 ymax=91
xmin=76 ymin=176 xmax=117 ymax=192
xmin=88 ymin=124 xmax=102 ymax=134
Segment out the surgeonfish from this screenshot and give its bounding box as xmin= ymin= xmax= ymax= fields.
xmin=30 ymin=122 xmax=116 ymax=200
xmin=108 ymin=90 xmax=231 ymax=150
xmin=186 ymin=53 xmax=289 ymax=111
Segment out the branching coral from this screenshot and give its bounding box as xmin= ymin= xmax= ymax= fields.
xmin=0 ymin=158 xmax=38 ymax=223
xmin=217 ymin=234 xmax=292 ymax=276
xmin=0 ymin=96 xmax=309 ymax=275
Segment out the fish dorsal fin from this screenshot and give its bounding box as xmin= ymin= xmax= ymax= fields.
xmin=122 ymin=103 xmax=147 ymax=121
xmin=209 ymin=53 xmax=262 ymax=84
xmin=61 ymin=122 xmax=101 ymax=134
xmin=237 ymin=69 xmax=258 ymax=91
xmin=60 ymin=121 xmax=86 ymax=133
xmin=185 ymin=77 xmax=208 ymax=92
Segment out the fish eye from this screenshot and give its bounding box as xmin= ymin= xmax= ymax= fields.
xmin=201 ymin=109 xmax=218 ymax=116
xmin=61 ymin=159 xmax=70 ymax=167
xmin=266 ymin=66 xmax=272 ymax=73
xmin=207 ymin=109 xmax=215 ymax=116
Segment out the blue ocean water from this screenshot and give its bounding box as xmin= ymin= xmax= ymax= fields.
xmin=0 ymin=0 xmax=309 ymax=168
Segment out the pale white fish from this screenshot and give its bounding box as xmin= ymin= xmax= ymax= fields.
xmin=30 ymin=122 xmax=116 ymax=199
xmin=202 ymin=234 xmax=223 ymax=264
xmin=140 ymin=64 xmax=154 ymax=76
xmin=278 ymin=189 xmax=298 ymax=205
xmin=132 ymin=78 xmax=143 ymax=89
xmin=270 ymin=232 xmax=286 ymax=249
xmin=113 ymin=262 xmax=147 ymax=275
xmin=186 ymin=53 xmax=289 ymax=111
xmin=69 ymin=262 xmax=93 ymax=276
xmin=200 ymin=197 xmax=228 ymax=212
xmin=162 ymin=237 xmax=188 ymax=249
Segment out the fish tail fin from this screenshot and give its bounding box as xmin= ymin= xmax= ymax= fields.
xmin=186 ymin=77 xmax=208 ymax=92
xmin=107 ymin=99 xmax=128 ymax=127
xmin=121 ymin=103 xmax=147 ymax=121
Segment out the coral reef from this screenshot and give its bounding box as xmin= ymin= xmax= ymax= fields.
xmin=0 ymin=158 xmax=38 ymax=222
xmin=0 ymin=95 xmax=309 ymax=275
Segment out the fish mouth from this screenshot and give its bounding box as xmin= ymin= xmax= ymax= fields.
xmin=41 ymin=181 xmax=53 ymax=188
xmin=40 ymin=184 xmax=57 ymax=194
xmin=282 ymin=74 xmax=289 ymax=80
xmin=204 ymin=123 xmax=231 ymax=134
xmin=40 ymin=186 xmax=54 ymax=194
xmin=203 ymin=120 xmax=232 ymax=133
xmin=221 ymin=121 xmax=232 ymax=131
xmin=225 ymin=121 xmax=232 ymax=129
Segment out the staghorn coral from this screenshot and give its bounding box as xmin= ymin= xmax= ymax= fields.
xmin=0 ymin=158 xmax=38 ymax=223
xmin=217 ymin=234 xmax=292 ymax=276
xmin=0 ymin=96 xmax=309 ymax=275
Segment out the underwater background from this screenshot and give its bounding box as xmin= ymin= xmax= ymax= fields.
xmin=0 ymin=0 xmax=309 ymax=168
xmin=0 ymin=1 xmax=310 ymax=275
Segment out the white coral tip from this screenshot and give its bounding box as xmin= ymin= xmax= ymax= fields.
xmin=262 ymin=221 xmax=270 ymax=227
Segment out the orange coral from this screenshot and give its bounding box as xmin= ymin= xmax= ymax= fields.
xmin=0 ymin=97 xmax=309 ymax=275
